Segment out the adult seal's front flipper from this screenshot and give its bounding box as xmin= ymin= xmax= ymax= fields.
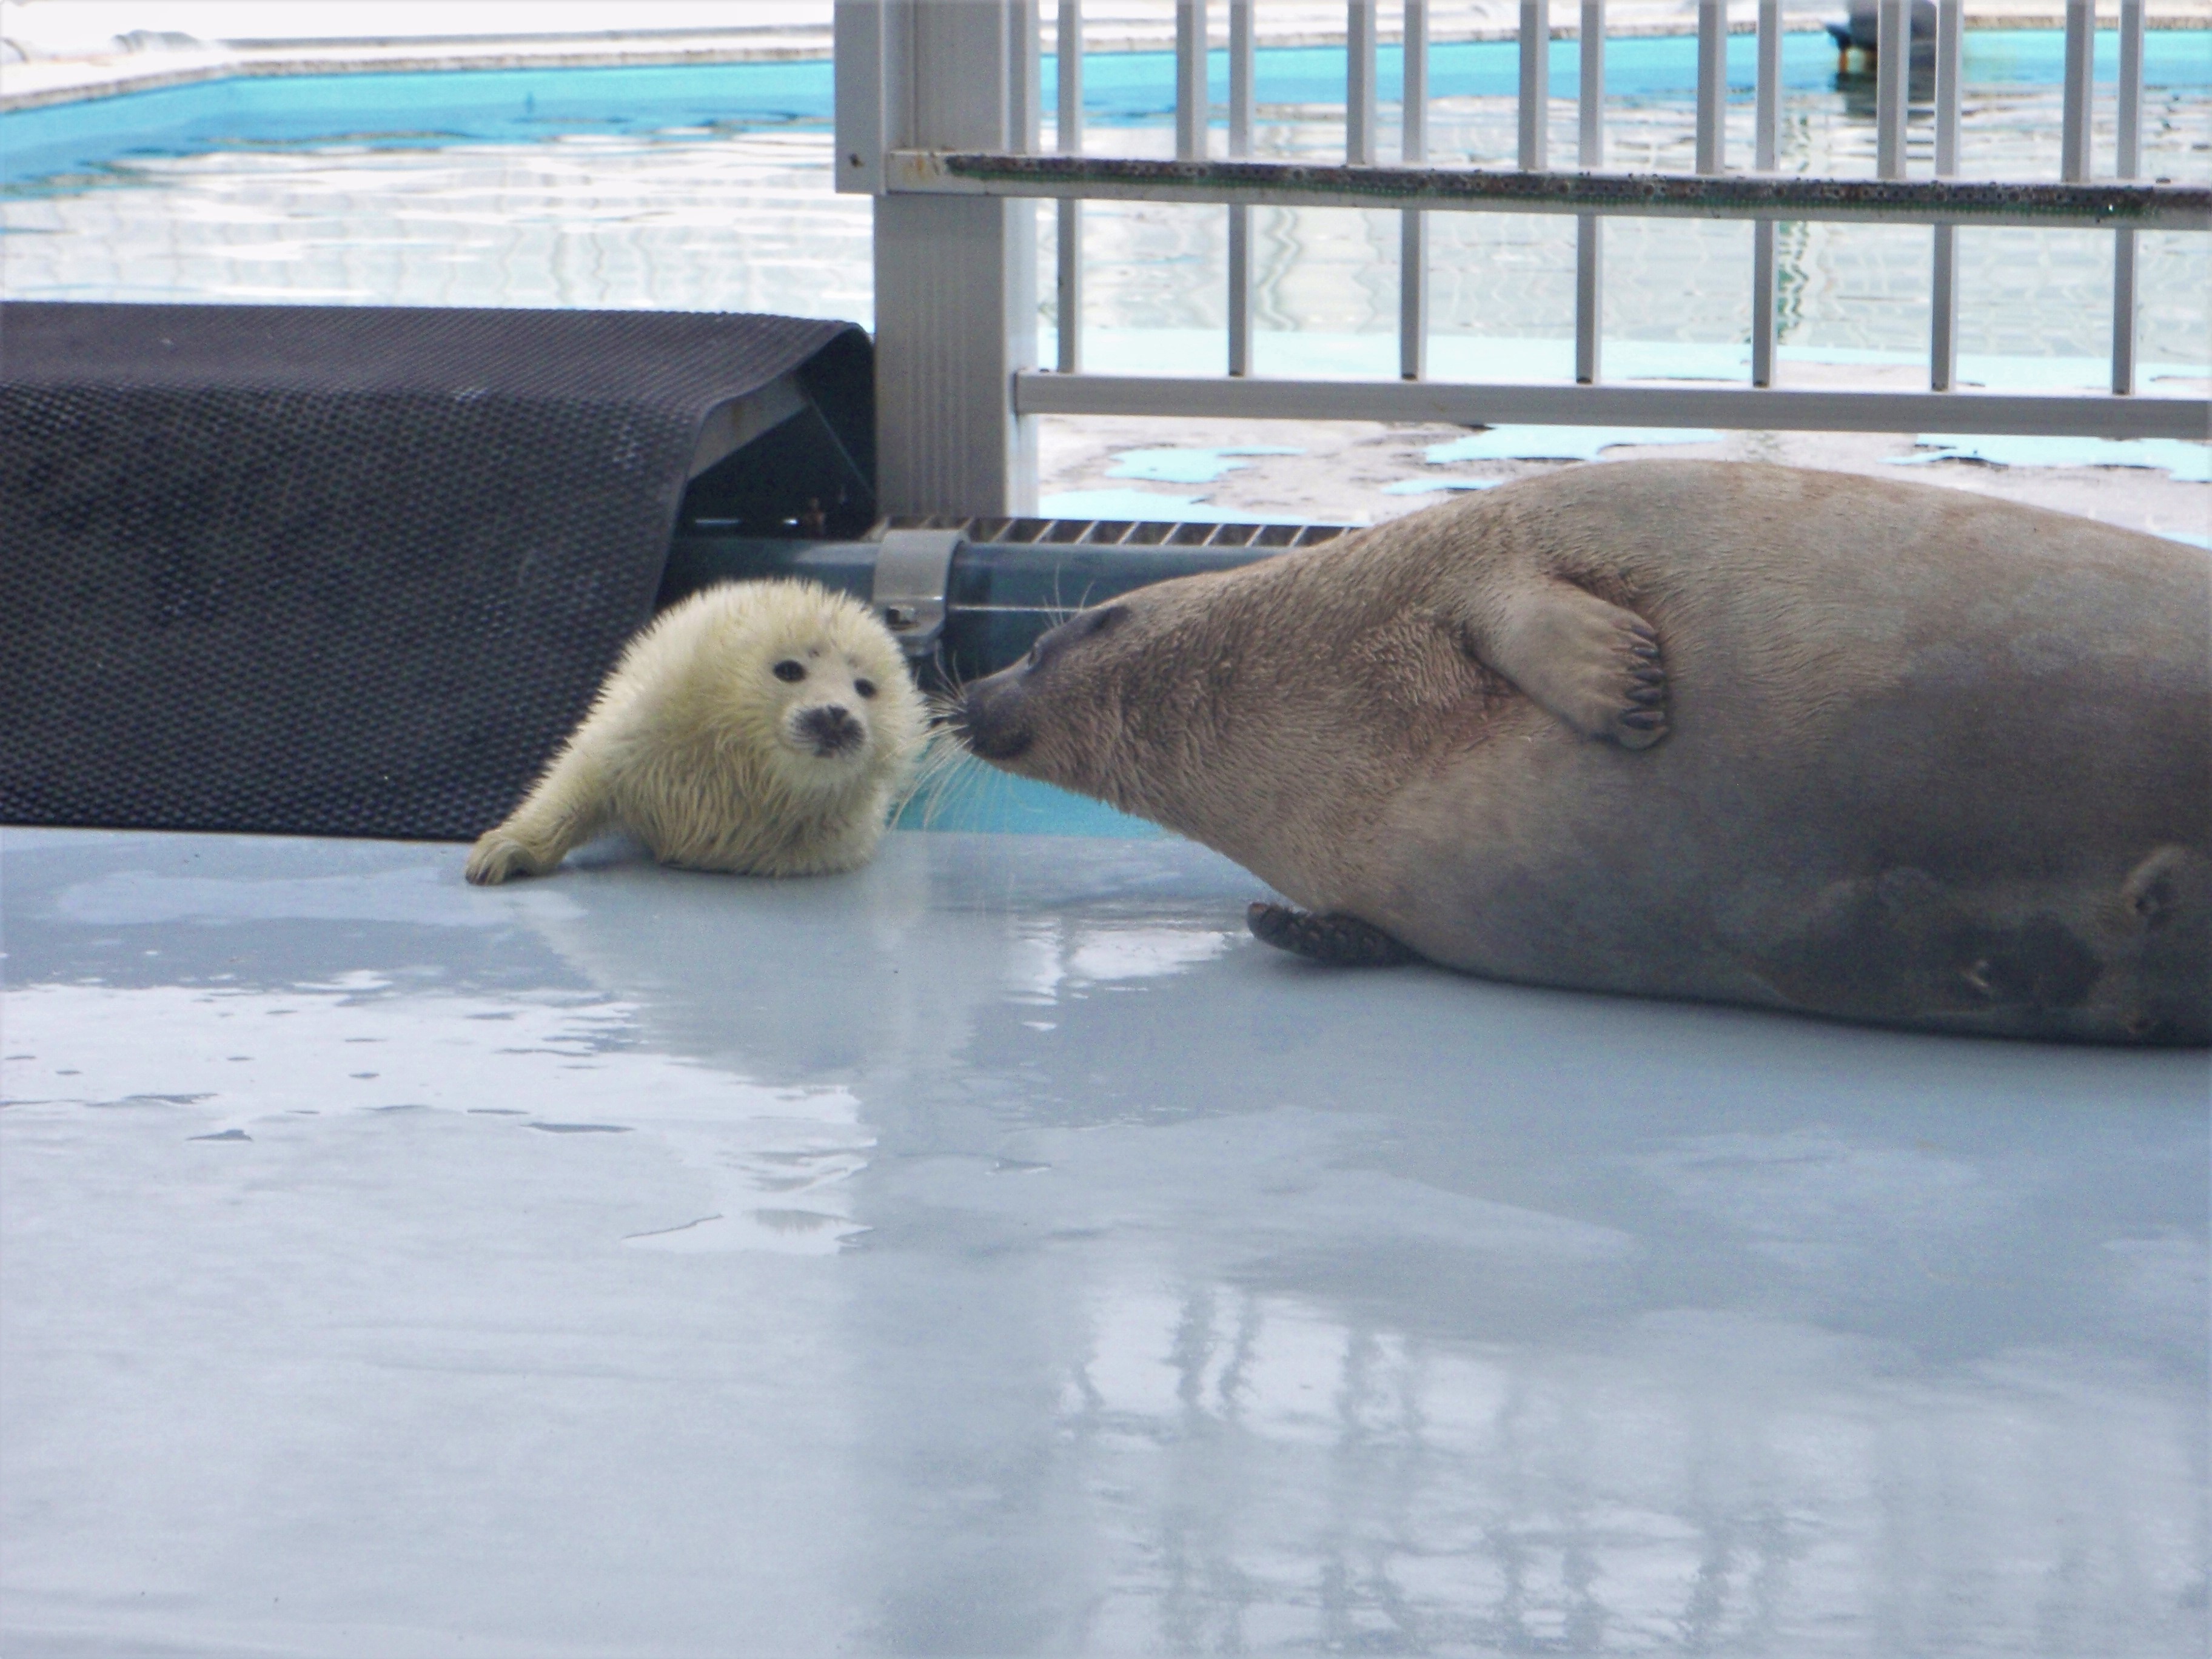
xmin=1248 ymin=902 xmax=1418 ymax=967
xmin=1457 ymin=577 xmax=1670 ymax=749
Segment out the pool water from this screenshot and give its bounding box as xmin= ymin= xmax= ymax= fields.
xmin=3 ymin=38 xmax=2206 ymax=379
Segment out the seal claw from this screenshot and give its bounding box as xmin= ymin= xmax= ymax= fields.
xmin=1475 ymin=583 xmax=1672 ymax=749
xmin=1247 ymin=901 xmax=1417 ymax=967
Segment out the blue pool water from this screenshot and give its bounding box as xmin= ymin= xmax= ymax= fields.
xmin=7 ymin=32 xmax=2208 ymax=186
xmin=897 ymin=765 xmax=1162 ymax=839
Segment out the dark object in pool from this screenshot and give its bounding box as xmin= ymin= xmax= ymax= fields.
xmin=1828 ymin=0 xmax=1937 ymax=61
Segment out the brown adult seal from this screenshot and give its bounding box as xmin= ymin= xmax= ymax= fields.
xmin=953 ymin=461 xmax=2210 ymax=1044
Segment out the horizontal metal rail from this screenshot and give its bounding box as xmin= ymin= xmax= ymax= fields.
xmin=890 ymin=152 xmax=2212 ymax=232
xmin=1015 ymin=373 xmax=2212 ymax=440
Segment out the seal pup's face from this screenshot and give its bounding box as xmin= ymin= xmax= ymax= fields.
xmin=752 ymin=625 xmax=903 ymax=785
xmin=768 ymin=642 xmax=879 ymax=756
xmin=674 ymin=580 xmax=925 ymax=801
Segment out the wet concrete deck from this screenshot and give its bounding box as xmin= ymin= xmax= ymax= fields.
xmin=1 ymin=823 xmax=2205 ymax=1657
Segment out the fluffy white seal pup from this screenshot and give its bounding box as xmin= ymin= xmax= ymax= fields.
xmin=952 ymin=461 xmax=2210 ymax=1044
xmin=466 ymin=578 xmax=926 ymax=883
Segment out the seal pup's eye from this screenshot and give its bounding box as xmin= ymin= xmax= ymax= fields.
xmin=773 ymin=660 xmax=806 ymax=683
xmin=854 ymin=679 xmax=877 ymax=700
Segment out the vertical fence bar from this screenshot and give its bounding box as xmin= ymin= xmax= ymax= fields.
xmin=1875 ymin=0 xmax=1908 ymax=179
xmin=1228 ymin=0 xmax=1255 ymax=375
xmin=1056 ymin=0 xmax=1082 ymax=373
xmin=2061 ymin=0 xmax=2093 ymax=181
xmin=1575 ymin=0 xmax=1604 ymax=384
xmin=1520 ymin=0 xmax=1550 ymax=170
xmin=1751 ymin=0 xmax=1780 ymax=386
xmin=833 ymin=0 xmax=891 ymax=197
xmin=1011 ymin=0 xmax=1042 ymax=150
xmin=1401 ymin=0 xmax=1430 ymax=380
xmin=2113 ymin=0 xmax=2143 ymax=392
xmin=1754 ymin=0 xmax=1779 ymax=170
xmin=868 ymin=0 xmax=1038 ymax=515
xmin=1176 ymin=0 xmax=1208 ymax=160
xmin=1347 ymin=0 xmax=1378 ymax=164
xmin=1929 ymin=0 xmax=1961 ymax=389
xmin=1695 ymin=0 xmax=1726 ymax=175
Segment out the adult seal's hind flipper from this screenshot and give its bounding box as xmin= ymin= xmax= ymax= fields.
xmin=1248 ymin=902 xmax=1418 ymax=967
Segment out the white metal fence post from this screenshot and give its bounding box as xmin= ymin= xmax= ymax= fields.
xmin=1347 ymin=0 xmax=1378 ymax=164
xmin=1520 ymin=0 xmax=1551 ymax=172
xmin=1751 ymin=0 xmax=1780 ymax=387
xmin=842 ymin=0 xmax=1039 ymax=518
xmin=1931 ymin=0 xmax=1962 ymax=389
xmin=1227 ymin=0 xmax=1256 ymax=375
xmin=1056 ymin=0 xmax=1084 ymax=374
xmin=2060 ymin=0 xmax=2094 ymax=183
xmin=1403 ymin=0 xmax=1430 ymax=380
xmin=1695 ymin=0 xmax=1726 ymax=175
xmin=1875 ymin=0 xmax=1908 ymax=179
xmin=1176 ymin=0 xmax=1210 ymax=161
xmin=2113 ymin=0 xmax=2145 ymax=392
xmin=1577 ymin=0 xmax=1604 ymax=384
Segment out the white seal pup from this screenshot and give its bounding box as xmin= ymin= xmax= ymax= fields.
xmin=952 ymin=461 xmax=2211 ymax=1044
xmin=466 ymin=578 xmax=926 ymax=883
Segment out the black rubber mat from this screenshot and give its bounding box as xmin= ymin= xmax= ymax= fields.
xmin=0 ymin=302 xmax=871 ymax=841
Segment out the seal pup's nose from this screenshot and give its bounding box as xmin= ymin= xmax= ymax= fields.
xmin=796 ymin=703 xmax=863 ymax=757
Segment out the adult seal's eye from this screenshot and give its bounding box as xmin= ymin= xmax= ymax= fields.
xmin=773 ymin=660 xmax=806 ymax=683
xmin=854 ymin=679 xmax=877 ymax=700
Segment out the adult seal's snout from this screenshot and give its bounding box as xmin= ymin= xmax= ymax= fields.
xmin=953 ymin=674 xmax=1033 ymax=763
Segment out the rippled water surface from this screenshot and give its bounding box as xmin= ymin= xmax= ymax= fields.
xmin=4 ymin=38 xmax=2205 ymax=378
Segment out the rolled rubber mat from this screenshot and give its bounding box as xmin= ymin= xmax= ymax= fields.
xmin=0 ymin=302 xmax=871 ymax=840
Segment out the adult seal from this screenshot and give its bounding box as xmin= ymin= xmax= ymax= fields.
xmin=953 ymin=461 xmax=2210 ymax=1044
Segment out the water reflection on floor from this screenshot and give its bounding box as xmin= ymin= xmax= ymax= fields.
xmin=2 ymin=826 xmax=2203 ymax=1656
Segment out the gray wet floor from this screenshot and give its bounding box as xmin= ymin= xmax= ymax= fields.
xmin=1 ymin=825 xmax=2205 ymax=1657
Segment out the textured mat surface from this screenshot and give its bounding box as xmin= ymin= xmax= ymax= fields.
xmin=0 ymin=302 xmax=871 ymax=840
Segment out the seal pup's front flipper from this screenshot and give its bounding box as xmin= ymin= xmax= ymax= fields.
xmin=465 ymin=748 xmax=611 ymax=885
xmin=1248 ymin=902 xmax=1417 ymax=967
xmin=1455 ymin=578 xmax=1669 ymax=750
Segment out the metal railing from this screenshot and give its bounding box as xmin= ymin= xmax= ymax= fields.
xmin=835 ymin=0 xmax=2209 ymax=517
